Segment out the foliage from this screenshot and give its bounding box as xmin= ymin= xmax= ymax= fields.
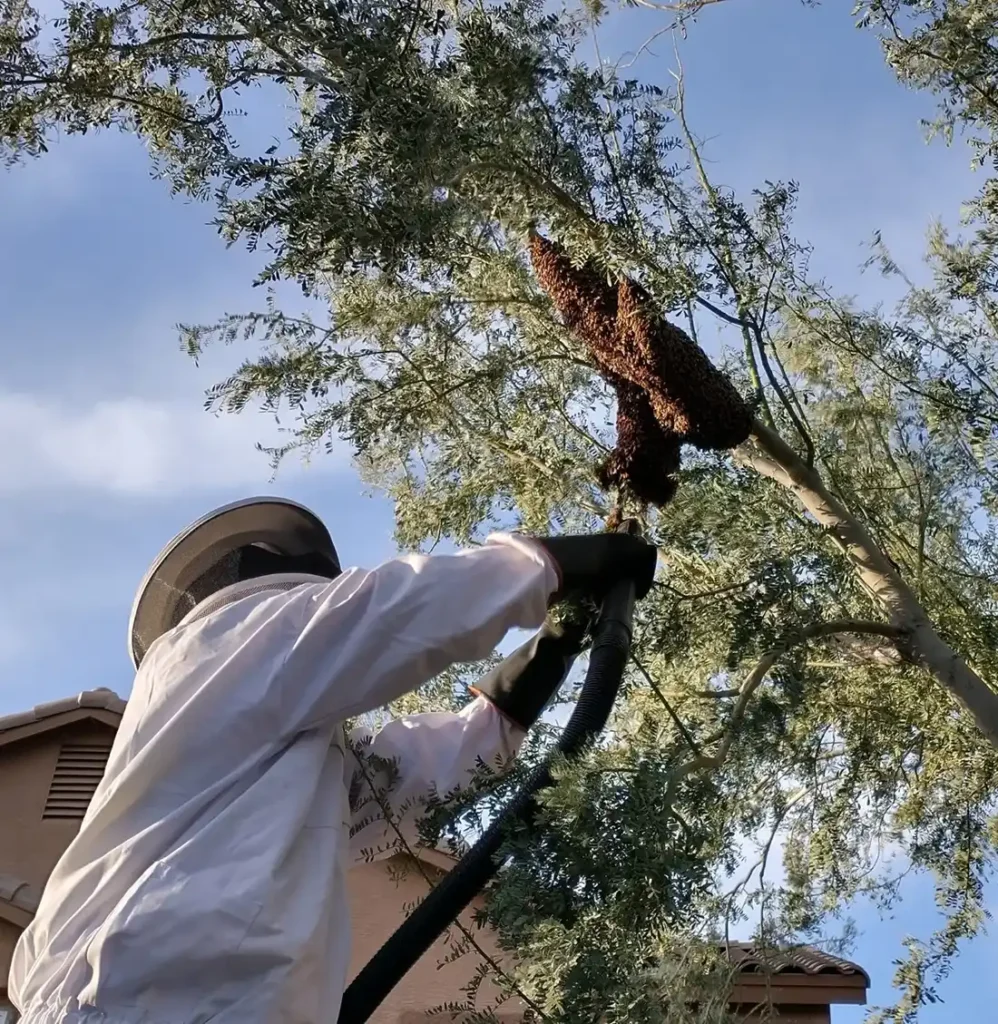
xmin=6 ymin=1 xmax=998 ymax=1021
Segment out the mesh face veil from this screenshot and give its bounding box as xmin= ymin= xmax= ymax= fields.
xmin=162 ymin=549 xmax=245 ymax=639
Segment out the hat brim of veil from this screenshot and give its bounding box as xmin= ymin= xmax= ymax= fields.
xmin=128 ymin=496 xmax=338 ymax=669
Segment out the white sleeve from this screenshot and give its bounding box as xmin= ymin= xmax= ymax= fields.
xmin=277 ymin=533 xmax=559 ymax=736
xmin=346 ymin=696 xmax=525 ymax=864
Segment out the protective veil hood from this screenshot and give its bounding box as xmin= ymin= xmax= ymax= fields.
xmin=128 ymin=496 xmax=339 ymax=669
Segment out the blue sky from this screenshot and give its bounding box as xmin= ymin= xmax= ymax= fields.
xmin=0 ymin=0 xmax=993 ymax=1018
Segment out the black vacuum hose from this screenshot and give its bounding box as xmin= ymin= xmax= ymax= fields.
xmin=337 ymin=526 xmax=640 ymax=1024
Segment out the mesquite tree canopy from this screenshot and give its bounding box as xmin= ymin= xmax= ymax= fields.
xmin=6 ymin=1 xmax=998 ymax=1020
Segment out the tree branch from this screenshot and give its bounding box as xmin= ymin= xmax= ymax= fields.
xmin=107 ymin=31 xmax=255 ymax=53
xmin=735 ymin=418 xmax=998 ymax=749
xmin=695 ymin=618 xmax=905 ymax=766
xmin=653 ymin=577 xmax=752 ymax=601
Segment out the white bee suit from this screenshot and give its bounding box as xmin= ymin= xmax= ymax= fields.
xmin=10 ymin=533 xmax=559 ymax=1024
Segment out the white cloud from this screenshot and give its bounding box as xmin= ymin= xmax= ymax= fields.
xmin=0 ymin=391 xmax=345 ymax=495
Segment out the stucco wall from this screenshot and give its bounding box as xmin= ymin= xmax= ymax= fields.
xmin=0 ymin=722 xmax=115 ymax=890
xmin=0 ymin=720 xmax=116 ymax=1011
xmin=347 ymin=854 xmax=520 ymax=1023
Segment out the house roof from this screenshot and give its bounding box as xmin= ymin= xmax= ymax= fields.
xmin=0 ymin=688 xmax=127 ymax=735
xmin=724 ymin=942 xmax=869 ymax=983
xmin=0 ymin=688 xmax=126 ymax=749
xmin=0 ymin=688 xmax=126 ymax=734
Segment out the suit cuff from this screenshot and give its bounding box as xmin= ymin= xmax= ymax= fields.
xmin=485 ymin=532 xmax=562 ymax=597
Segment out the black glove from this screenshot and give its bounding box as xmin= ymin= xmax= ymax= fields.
xmin=471 ymin=617 xmax=588 ymax=731
xmin=534 ymin=533 xmax=658 ymax=601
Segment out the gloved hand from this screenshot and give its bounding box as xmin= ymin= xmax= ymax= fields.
xmin=471 ymin=617 xmax=588 ymax=731
xmin=534 ymin=532 xmax=658 ymax=602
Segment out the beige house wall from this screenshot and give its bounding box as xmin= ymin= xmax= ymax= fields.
xmin=347 ymin=854 xmax=520 ymax=1023
xmin=0 ymin=721 xmax=115 ymax=891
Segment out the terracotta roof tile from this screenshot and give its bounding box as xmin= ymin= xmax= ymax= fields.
xmin=0 ymin=688 xmax=126 ymax=734
xmin=725 ymin=943 xmax=868 ymax=982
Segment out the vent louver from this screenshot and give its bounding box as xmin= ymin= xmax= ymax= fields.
xmin=43 ymin=741 xmax=112 ymax=819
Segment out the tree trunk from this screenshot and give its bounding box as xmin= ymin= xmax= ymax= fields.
xmin=738 ymin=419 xmax=998 ymax=749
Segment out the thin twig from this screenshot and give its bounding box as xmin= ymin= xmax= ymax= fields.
xmin=654 ymin=577 xmax=752 ymax=601
xmin=631 ymin=652 xmax=702 ymax=756
xmin=674 ymin=619 xmax=906 ymax=782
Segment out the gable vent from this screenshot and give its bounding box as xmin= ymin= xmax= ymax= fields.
xmin=43 ymin=741 xmax=113 ymax=820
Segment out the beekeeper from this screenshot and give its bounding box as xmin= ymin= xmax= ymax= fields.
xmin=10 ymin=497 xmax=655 ymax=1024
